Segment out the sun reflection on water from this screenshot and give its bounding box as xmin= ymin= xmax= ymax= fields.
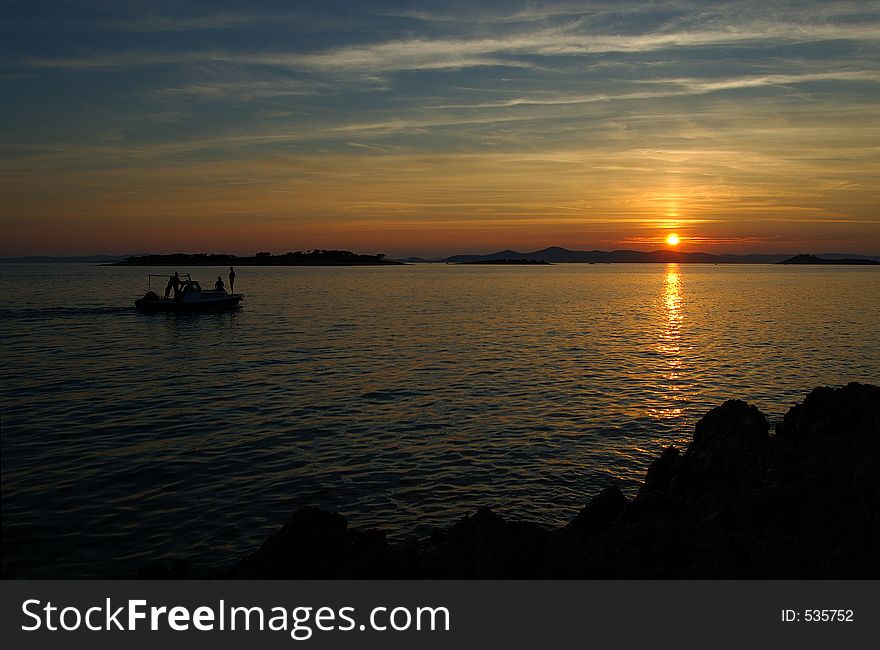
xmin=652 ymin=263 xmax=688 ymax=419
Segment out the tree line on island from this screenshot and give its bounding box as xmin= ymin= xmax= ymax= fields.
xmin=113 ymin=250 xmax=403 ymax=266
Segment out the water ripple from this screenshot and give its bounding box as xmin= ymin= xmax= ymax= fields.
xmin=1 ymin=263 xmax=878 ymax=576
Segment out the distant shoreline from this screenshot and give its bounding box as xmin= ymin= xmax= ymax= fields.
xmin=2 ymin=247 xmax=879 ymax=265
xmin=439 ymin=247 xmax=880 ymax=265
xmin=456 ymin=258 xmax=551 ymax=265
xmin=111 ymin=250 xmax=403 ymax=266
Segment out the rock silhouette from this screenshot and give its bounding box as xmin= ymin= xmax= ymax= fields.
xmin=223 ymin=383 xmax=879 ymax=578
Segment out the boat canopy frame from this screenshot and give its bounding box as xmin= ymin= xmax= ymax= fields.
xmin=146 ymin=273 xmax=192 ymax=292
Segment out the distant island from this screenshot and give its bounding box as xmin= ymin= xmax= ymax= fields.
xmin=777 ymin=254 xmax=879 ymax=265
xmin=4 ymin=247 xmax=879 ymax=265
xmin=112 ymin=250 xmax=403 ymax=266
xmin=437 ymin=246 xmax=880 ymax=264
xmin=457 ymin=258 xmax=551 ymax=265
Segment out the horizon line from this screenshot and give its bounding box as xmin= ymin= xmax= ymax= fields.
xmin=3 ymin=247 xmax=880 ymax=261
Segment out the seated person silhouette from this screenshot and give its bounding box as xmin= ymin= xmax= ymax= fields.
xmin=215 ymin=277 xmax=225 ymax=291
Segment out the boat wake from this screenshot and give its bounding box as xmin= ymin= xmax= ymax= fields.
xmin=0 ymin=306 xmax=132 ymax=320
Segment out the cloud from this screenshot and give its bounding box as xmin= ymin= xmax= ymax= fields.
xmin=656 ymin=70 xmax=880 ymax=92
xmin=154 ymin=78 xmax=321 ymax=101
xmin=5 ymin=1 xmax=880 ymax=254
xmin=423 ymin=69 xmax=878 ymax=115
xmin=24 ymin=18 xmax=880 ymax=74
xmin=380 ymin=1 xmax=880 ymax=29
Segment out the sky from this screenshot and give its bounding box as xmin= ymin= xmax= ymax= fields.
xmin=1 ymin=0 xmax=879 ymax=257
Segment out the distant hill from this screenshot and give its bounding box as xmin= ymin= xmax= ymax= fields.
xmin=442 ymin=246 xmax=880 ymax=264
xmin=457 ymin=258 xmax=550 ymax=265
xmin=777 ymin=254 xmax=880 ymax=265
xmin=443 ymin=246 xmax=788 ymax=264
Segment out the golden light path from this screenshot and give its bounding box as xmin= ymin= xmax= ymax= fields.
xmin=652 ymin=263 xmax=687 ymax=420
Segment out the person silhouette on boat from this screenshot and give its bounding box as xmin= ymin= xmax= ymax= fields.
xmin=215 ymin=277 xmax=225 ymax=291
xmin=228 ymin=266 xmax=236 ymax=293
xmin=165 ymin=272 xmax=181 ymax=299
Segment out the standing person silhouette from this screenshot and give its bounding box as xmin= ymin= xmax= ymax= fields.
xmin=164 ymin=272 xmax=181 ymax=299
xmin=228 ymin=266 xmax=236 ymax=293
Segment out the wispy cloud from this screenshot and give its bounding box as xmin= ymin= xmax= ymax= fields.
xmin=154 ymin=78 xmax=322 ymax=101
xmin=380 ymin=0 xmax=880 ymax=29
xmin=24 ymin=20 xmax=880 ymax=73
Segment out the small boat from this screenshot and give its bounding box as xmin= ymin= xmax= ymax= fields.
xmin=135 ymin=274 xmax=243 ymax=312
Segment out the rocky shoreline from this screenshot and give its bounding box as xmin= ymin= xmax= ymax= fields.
xmin=142 ymin=382 xmax=879 ymax=579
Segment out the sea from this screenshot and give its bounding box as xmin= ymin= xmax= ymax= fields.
xmin=1 ymin=262 xmax=878 ymax=577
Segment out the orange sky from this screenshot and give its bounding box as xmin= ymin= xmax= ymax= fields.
xmin=2 ymin=1 xmax=879 ymax=257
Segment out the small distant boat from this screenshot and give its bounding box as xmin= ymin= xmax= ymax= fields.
xmin=135 ymin=274 xmax=243 ymax=312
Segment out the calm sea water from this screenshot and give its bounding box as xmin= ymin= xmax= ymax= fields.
xmin=1 ymin=263 xmax=878 ymax=577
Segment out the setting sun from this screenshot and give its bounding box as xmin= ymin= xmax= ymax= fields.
xmin=666 ymin=233 xmax=681 ymax=246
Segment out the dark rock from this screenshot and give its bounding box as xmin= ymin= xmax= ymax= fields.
xmin=231 ymin=506 xmax=409 ymax=578
xmin=416 ymin=508 xmax=549 ymax=578
xmin=567 ymin=483 xmax=627 ymax=532
xmin=223 ymin=383 xmax=879 ymax=579
xmin=640 ymin=445 xmax=680 ymax=494
xmin=677 ymin=399 xmax=769 ymax=491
